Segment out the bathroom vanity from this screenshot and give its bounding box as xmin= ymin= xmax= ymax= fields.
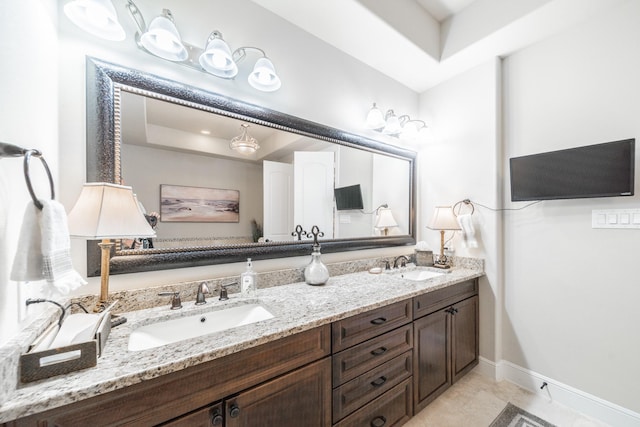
xmin=0 ymin=266 xmax=481 ymax=426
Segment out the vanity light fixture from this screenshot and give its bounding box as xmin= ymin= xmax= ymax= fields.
xmin=63 ymin=0 xmax=126 ymax=41
xmin=365 ymin=103 xmax=428 ymax=140
xmin=63 ymin=0 xmax=282 ymax=92
xmin=230 ymin=124 xmax=260 ymax=155
xmin=427 ymin=206 xmax=461 ymax=269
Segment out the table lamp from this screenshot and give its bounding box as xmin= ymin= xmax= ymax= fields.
xmin=375 ymin=207 xmax=398 ymax=236
xmin=427 ymin=206 xmax=461 ymax=269
xmin=67 ymin=183 xmax=155 ymax=310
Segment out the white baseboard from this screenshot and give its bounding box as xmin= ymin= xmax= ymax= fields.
xmin=477 ymin=357 xmax=640 ymax=427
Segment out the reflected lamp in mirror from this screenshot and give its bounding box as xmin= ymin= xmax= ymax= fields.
xmin=67 ymin=183 xmax=155 ymax=310
xmin=426 ymin=206 xmax=460 ymax=269
xmin=230 ymin=124 xmax=260 ymax=155
xmin=375 ymin=207 xmax=398 ymax=236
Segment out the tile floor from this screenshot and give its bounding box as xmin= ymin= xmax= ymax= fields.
xmin=405 ymin=369 xmax=610 ymax=426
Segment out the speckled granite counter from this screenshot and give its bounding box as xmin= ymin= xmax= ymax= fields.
xmin=0 ymin=264 xmax=483 ymax=423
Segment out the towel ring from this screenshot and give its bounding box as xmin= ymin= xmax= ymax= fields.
xmin=1 ymin=142 xmax=55 ymax=210
xmin=453 ymin=199 xmax=475 ymax=216
xmin=24 ymin=150 xmax=55 ymax=210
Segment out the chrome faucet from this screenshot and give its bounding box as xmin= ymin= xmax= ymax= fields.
xmin=158 ymin=291 xmax=182 ymax=310
xmin=195 ymin=282 xmax=209 ymax=305
xmin=393 ymin=255 xmax=410 ymax=269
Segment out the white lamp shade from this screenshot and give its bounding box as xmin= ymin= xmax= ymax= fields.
xmin=139 ymin=13 xmax=188 ymax=61
xmin=230 ymin=124 xmax=260 ymax=155
xmin=427 ymin=206 xmax=461 ymax=231
xmin=68 ymin=183 xmax=156 ymax=239
xmin=248 ymin=57 xmax=281 ymax=92
xmin=365 ymin=104 xmax=386 ymax=130
xmin=375 ymin=208 xmax=398 ymax=229
xmin=63 ymin=0 xmax=125 ymax=41
xmin=199 ymin=36 xmax=238 ymax=78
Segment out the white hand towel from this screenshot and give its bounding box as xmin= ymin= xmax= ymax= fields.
xmin=456 ymin=214 xmax=478 ymax=249
xmin=11 ymin=200 xmax=87 ymax=294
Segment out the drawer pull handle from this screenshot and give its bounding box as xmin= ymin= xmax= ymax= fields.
xmin=229 ymin=404 xmax=240 ymax=418
xmin=370 ymin=317 xmax=387 ymax=325
xmin=371 ymin=376 xmax=387 ymax=387
xmin=370 ymin=415 xmax=387 ymax=427
xmin=370 ymin=347 xmax=387 ymax=356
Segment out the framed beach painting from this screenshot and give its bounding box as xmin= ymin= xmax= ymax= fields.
xmin=160 ymin=184 xmax=239 ymax=223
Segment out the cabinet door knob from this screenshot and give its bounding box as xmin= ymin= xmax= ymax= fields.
xmin=370 ymin=415 xmax=387 ymax=427
xmin=229 ymin=404 xmax=240 ymax=418
xmin=370 ymin=346 xmax=387 ymax=356
xmin=370 ymin=317 xmax=387 ymax=325
xmin=210 ymin=410 xmax=223 ymax=425
xmin=370 ymin=376 xmax=387 ymax=387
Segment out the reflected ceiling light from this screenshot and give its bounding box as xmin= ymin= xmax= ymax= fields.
xmin=365 ymin=103 xmax=386 ymax=130
xmin=366 ymin=103 xmax=428 ymax=140
xmin=199 ymin=31 xmax=238 ymax=78
xmin=63 ymin=0 xmax=126 ymax=41
xmin=230 ymin=124 xmax=260 ymax=155
xmin=63 ymin=0 xmax=282 ymax=92
xmin=139 ymin=9 xmax=188 ymax=61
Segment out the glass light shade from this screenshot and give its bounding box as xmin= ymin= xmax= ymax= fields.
xmin=139 ymin=12 xmax=188 ymax=62
xmin=401 ymin=120 xmax=425 ymax=140
xmin=230 ymin=124 xmax=260 ymax=155
xmin=199 ymin=35 xmax=238 ymax=78
xmin=427 ymin=206 xmax=461 ymax=231
xmin=382 ymin=110 xmax=402 ymax=135
xmin=248 ymin=57 xmax=282 ymax=92
xmin=67 ymin=183 xmax=156 ymax=239
xmin=63 ymin=0 xmax=125 ymax=41
xmin=375 ymin=208 xmax=398 ymax=228
xmin=365 ymin=103 xmax=386 ymax=130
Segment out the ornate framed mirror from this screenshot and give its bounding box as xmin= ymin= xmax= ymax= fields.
xmin=85 ymin=57 xmax=416 ymax=275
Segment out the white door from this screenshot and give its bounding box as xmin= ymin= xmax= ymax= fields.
xmin=294 ymin=152 xmax=335 ymax=239
xmin=263 ymin=161 xmax=293 ymax=242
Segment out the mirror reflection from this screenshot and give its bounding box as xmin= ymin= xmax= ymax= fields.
xmin=119 ymin=91 xmax=411 ymax=251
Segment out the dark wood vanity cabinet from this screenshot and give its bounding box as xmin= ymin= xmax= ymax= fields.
xmin=413 ymin=280 xmax=479 ymax=413
xmin=161 ymin=358 xmax=331 ymax=427
xmin=331 ymin=300 xmax=414 ymax=426
xmin=9 ymin=326 xmax=331 ymax=427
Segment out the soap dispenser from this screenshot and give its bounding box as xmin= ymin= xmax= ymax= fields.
xmin=241 ymin=258 xmax=257 ymax=297
xmin=304 ymin=226 xmax=329 ymax=286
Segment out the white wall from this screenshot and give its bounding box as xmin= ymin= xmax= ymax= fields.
xmin=0 ymin=0 xmax=418 ymax=342
xmin=0 ymin=0 xmax=59 ymax=345
xmin=419 ymin=59 xmax=502 ymax=363
xmin=502 ymin=1 xmax=640 ymax=412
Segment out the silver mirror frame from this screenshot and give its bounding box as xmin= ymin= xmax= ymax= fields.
xmin=85 ymin=57 xmax=416 ymax=276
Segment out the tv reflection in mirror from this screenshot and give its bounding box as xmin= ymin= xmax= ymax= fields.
xmin=334 ymin=184 xmax=364 ymax=210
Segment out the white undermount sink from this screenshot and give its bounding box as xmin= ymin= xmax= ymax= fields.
xmin=128 ymin=303 xmax=275 ymax=351
xmin=396 ymin=269 xmax=445 ymax=281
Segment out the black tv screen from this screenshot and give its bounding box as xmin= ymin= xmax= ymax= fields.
xmin=510 ymin=138 xmax=635 ymax=201
xmin=334 ymin=184 xmax=364 ymax=210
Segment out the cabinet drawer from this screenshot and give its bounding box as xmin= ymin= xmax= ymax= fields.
xmin=413 ymin=279 xmax=477 ymax=319
xmin=332 ymin=300 xmax=412 ymax=352
xmin=333 ymin=324 xmax=413 ymax=386
xmin=333 ymin=351 xmax=412 ymax=423
xmin=334 ymin=378 xmax=413 ymax=427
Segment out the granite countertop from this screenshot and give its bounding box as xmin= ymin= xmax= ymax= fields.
xmin=0 ymin=264 xmax=483 ymax=422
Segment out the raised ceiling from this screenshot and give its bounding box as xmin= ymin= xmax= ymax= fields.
xmin=252 ymin=0 xmax=626 ymax=92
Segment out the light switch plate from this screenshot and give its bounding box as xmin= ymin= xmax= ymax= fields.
xmin=592 ymin=209 xmax=640 ymax=229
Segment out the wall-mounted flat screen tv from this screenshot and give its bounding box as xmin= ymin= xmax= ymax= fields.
xmin=334 ymin=184 xmax=364 ymax=210
xmin=510 ymin=138 xmax=635 ymax=201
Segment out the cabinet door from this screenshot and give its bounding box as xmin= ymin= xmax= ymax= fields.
xmin=413 ymin=309 xmax=450 ymax=413
xmin=159 ymin=402 xmax=224 ymax=427
xmin=452 ymin=295 xmax=479 ymax=383
xmin=226 ymin=358 xmax=331 ymax=427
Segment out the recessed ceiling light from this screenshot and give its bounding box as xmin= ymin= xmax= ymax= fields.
xmin=200 ymin=130 xmax=211 ymax=135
